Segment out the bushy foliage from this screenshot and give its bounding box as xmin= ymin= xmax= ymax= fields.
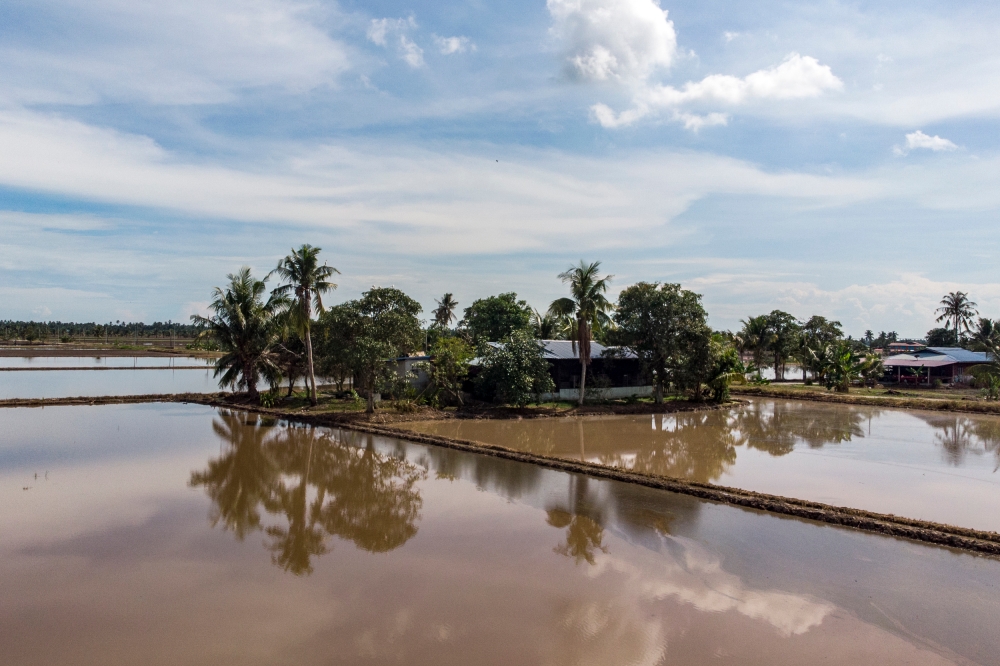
xmin=613 ymin=282 xmax=711 ymax=403
xmin=926 ymin=327 xmax=958 ymax=347
xmin=418 ymin=337 xmax=474 ymax=406
xmin=460 ymin=292 xmax=533 ymax=343
xmin=190 ymin=267 xmax=288 ymax=399
xmin=314 ymin=287 xmax=423 ymax=413
xmin=474 ymin=330 xmax=555 ymax=407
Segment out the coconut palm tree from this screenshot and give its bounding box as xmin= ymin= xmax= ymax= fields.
xmin=531 ymin=308 xmax=567 ymax=340
xmin=936 ymin=291 xmax=978 ymax=340
xmin=736 ymin=315 xmax=771 ymax=374
xmin=432 ymin=293 xmax=459 ymax=328
xmin=549 ymin=261 xmax=613 ymax=406
xmin=191 ymin=267 xmax=287 ymax=400
xmin=270 ymin=245 xmax=339 ymax=405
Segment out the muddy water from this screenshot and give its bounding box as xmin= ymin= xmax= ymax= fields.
xmin=2 ymin=404 xmax=998 ymax=664
xmin=401 ymin=398 xmax=1000 ymax=533
xmin=0 ymin=366 xmax=221 ymax=398
xmin=0 ymin=356 xmax=213 ymax=368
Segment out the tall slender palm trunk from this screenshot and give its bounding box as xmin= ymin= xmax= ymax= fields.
xmin=577 ymin=318 xmax=588 ymax=406
xmin=305 ymin=325 xmax=317 ymax=405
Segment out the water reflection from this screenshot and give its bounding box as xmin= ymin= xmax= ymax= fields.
xmin=915 ymin=414 xmax=1000 ymax=470
xmin=400 ymin=398 xmax=1000 ymax=531
xmin=405 ymin=402 xmax=880 ymax=485
xmin=190 ymin=411 xmax=424 ymax=574
xmin=5 ymin=403 xmax=1000 ymax=664
xmin=733 ymin=400 xmax=876 ymax=455
xmin=546 ymin=476 xmax=608 ymax=565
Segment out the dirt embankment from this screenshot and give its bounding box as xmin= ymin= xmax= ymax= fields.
xmin=732 ymin=385 xmax=1000 ymax=416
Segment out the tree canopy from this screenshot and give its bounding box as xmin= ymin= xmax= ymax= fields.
xmin=315 ymin=287 xmax=423 ymax=412
xmin=613 ymin=282 xmax=711 ymax=403
xmin=190 ymin=267 xmax=288 ymax=400
xmin=460 ymin=292 xmax=533 ymax=343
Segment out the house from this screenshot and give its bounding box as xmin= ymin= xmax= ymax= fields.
xmin=475 ymin=339 xmax=648 ymax=400
xmin=391 ymin=354 xmax=432 ymax=391
xmin=882 ymin=347 xmax=990 ymax=384
xmin=535 ymin=340 xmax=644 ymax=394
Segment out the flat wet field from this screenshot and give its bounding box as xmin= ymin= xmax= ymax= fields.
xmin=401 ymin=398 xmax=1000 ymax=533
xmin=0 ymin=356 xmax=212 ymax=368
xmin=1 ymin=403 xmax=998 ymax=664
xmin=0 ymin=366 xmax=220 ymax=399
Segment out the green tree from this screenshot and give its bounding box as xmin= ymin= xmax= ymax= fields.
xmin=936 ymin=291 xmax=978 ymax=340
xmin=311 ymin=304 xmax=355 ymax=393
xmin=704 ymin=337 xmax=744 ymax=403
xmin=797 ymin=315 xmax=844 ymax=381
xmin=819 ymin=341 xmax=865 ymax=393
xmin=272 ymin=330 xmax=307 ymax=397
xmin=736 ymin=315 xmax=771 ymax=374
xmin=191 ymin=267 xmax=287 ymax=400
xmin=317 ymin=287 xmax=423 ymax=413
xmin=418 ymin=336 xmax=474 ymax=406
xmin=926 ymin=327 xmax=959 ymax=347
xmin=531 ymin=308 xmax=567 ymax=340
xmin=432 ymin=293 xmax=459 ymax=328
xmin=767 ymin=310 xmax=800 ymax=380
xmin=270 ymin=245 xmax=339 ymax=405
xmin=460 ymin=292 xmax=533 ymax=343
xmin=474 ymin=329 xmax=555 ymax=407
xmin=613 ymin=282 xmax=709 ymax=404
xmin=969 ymin=318 xmax=1000 ymax=352
xmin=549 ymin=261 xmax=614 ymax=406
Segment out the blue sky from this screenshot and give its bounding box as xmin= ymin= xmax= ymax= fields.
xmin=1 ymin=0 xmax=999 ymax=336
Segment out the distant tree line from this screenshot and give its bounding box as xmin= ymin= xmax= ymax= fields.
xmin=0 ymin=320 xmax=204 ymax=342
xmin=732 ymin=311 xmax=883 ymax=391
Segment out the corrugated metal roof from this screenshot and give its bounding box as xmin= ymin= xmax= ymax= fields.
xmin=539 ymin=340 xmax=638 ymax=360
xmin=919 ymin=348 xmax=991 ymax=363
xmin=883 ymin=355 xmax=957 ymax=368
xmin=484 ymin=340 xmax=636 ymax=360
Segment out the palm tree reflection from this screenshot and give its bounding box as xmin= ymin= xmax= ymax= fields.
xmin=191 ymin=412 xmax=424 ymax=575
xmin=547 ymin=476 xmax=608 ymax=565
xmin=918 ymin=414 xmax=1000 ymax=470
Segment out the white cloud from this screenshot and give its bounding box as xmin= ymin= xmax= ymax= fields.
xmin=434 ymin=36 xmax=474 ymax=55
xmin=547 ymin=0 xmax=677 ymax=83
xmin=595 ymin=53 xmax=843 ymax=128
xmin=594 ymin=537 xmax=833 ymax=638
xmin=902 ymin=130 xmax=958 ymax=153
xmin=368 ymin=17 xmax=424 ymax=68
xmin=723 ymin=31 xmax=740 ymax=43
xmin=684 ymin=270 xmax=1000 ymax=335
xmin=0 ymin=108 xmax=883 ymax=255
xmin=0 ymin=0 xmax=349 ymax=105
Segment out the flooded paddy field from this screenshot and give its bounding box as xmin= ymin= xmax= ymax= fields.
xmin=2 ymin=403 xmax=998 ymax=664
xmin=0 ymin=366 xmax=220 ymax=399
xmin=401 ymin=398 xmax=1000 ymax=533
xmin=0 ymin=356 xmax=212 ymax=369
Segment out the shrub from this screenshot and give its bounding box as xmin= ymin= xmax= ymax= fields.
xmin=474 ymin=330 xmax=555 ymax=407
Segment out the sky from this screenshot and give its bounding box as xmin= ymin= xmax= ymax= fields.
xmin=1 ymin=0 xmax=999 ymax=337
